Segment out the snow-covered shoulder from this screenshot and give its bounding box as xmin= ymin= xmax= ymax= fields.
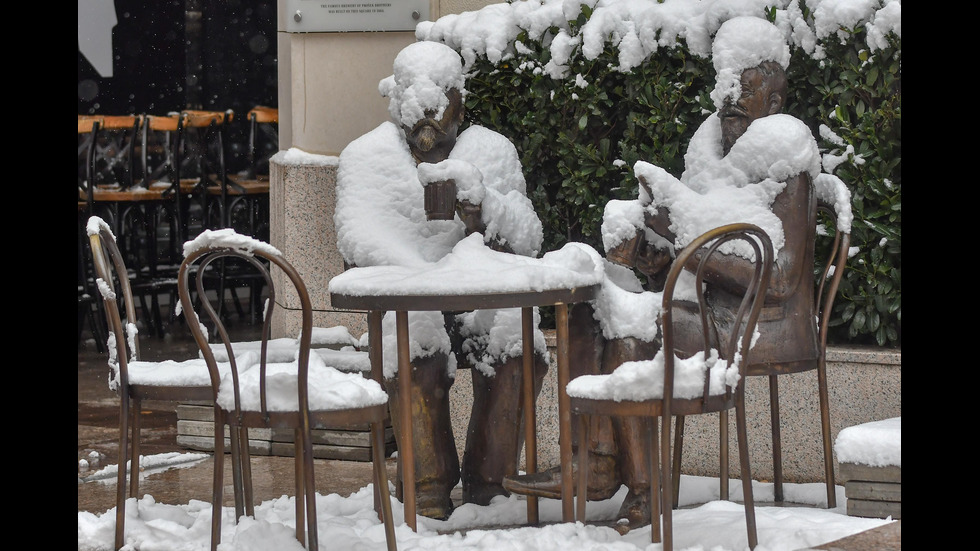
xmin=451 ymin=125 xmax=543 ymax=258
xmin=634 ymin=112 xmax=823 ymax=259
xmin=601 ymin=199 xmax=646 ymax=253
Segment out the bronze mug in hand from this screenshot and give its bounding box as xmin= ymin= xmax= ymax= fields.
xmin=424 ymin=179 xmax=457 ymax=221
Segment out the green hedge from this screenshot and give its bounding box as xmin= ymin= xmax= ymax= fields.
xmin=451 ymin=1 xmax=901 ymax=347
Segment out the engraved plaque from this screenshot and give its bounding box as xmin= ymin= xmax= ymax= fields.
xmin=280 ymin=0 xmax=430 ymax=33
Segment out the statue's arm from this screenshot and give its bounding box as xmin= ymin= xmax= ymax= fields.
xmin=683 ymin=172 xmax=812 ymax=301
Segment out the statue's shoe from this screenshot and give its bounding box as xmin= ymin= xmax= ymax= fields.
xmin=416 ymin=482 xmax=455 ymax=520
xmin=616 ymin=488 xmax=652 ymax=529
xmin=502 ymin=461 xmax=620 ymax=501
xmin=463 ymin=482 xmax=508 ymax=506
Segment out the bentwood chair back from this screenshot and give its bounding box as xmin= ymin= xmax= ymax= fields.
xmin=86 ymin=215 xmax=227 ymax=551
xmin=566 ymin=223 xmax=773 ymax=550
xmin=177 ymin=229 xmax=397 ymax=551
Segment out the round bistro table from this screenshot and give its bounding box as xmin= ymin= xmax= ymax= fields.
xmin=331 ymin=273 xmax=598 ymax=530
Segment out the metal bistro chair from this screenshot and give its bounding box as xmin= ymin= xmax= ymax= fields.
xmin=566 ymin=223 xmax=773 ymax=551
xmin=226 ymin=105 xmax=278 ymax=202
xmin=673 ymin=202 xmax=851 ymax=509
xmin=86 ymin=215 xmax=247 ymax=551
xmin=177 ymin=229 xmax=397 ymax=551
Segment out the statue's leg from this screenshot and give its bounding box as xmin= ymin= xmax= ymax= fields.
xmin=461 ymin=351 xmax=547 ymax=505
xmin=608 ymin=303 xmax=720 ymax=529
xmin=604 ymin=336 xmax=661 ymax=528
xmin=501 ymin=302 xmax=621 ymax=500
xmin=386 ymin=352 xmax=460 ymax=520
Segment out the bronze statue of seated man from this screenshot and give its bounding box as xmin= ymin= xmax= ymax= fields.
xmin=335 ymin=41 xmax=547 ymax=520
xmin=504 ymin=16 xmax=825 ymax=530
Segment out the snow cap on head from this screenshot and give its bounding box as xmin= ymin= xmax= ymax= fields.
xmin=710 ymin=16 xmax=790 ymax=111
xmin=379 ymin=41 xmax=466 ymax=129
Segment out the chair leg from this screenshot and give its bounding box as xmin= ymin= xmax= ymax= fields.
xmin=216 ymin=259 xmax=228 ymax=322
xmin=817 ymin=365 xmax=837 ymax=508
xmin=87 ymin=298 xmax=108 ymax=353
xmin=302 ymin=427 xmax=320 ymax=551
xmin=253 ymin=280 xmax=266 ymax=324
xmin=719 ymin=409 xmax=730 ymax=501
xmin=768 ymin=375 xmax=783 ymax=502
xmin=240 ymin=427 xmax=255 ymax=518
xmin=78 ymin=304 xmax=86 ymax=346
xmin=294 ymin=428 xmax=307 ymax=547
xmin=228 ymin=424 xmax=246 ymax=520
xmin=661 ymin=414 xmax=673 ymax=551
xmin=115 ymin=396 xmax=131 ymax=551
xmin=735 ymin=399 xmax=758 ymax=549
xmin=671 ymin=415 xmax=684 ymax=505
xmin=576 ymin=414 xmax=589 ymax=522
xmin=211 ymin=408 xmax=225 ymax=551
xmin=137 ymin=293 xmax=156 ymax=336
xmin=229 ymin=285 xmax=247 ymax=318
xmin=130 ymin=396 xmax=142 ymax=499
xmin=149 ymin=290 xmax=164 ymax=338
xmin=371 ymin=420 xmax=397 ymax=551
xmin=79 ymin=299 xmax=107 ymax=353
xmin=648 ymin=417 xmax=662 ymax=545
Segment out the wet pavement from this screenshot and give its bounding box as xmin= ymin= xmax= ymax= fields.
xmin=77 ymin=316 xmax=402 ymax=514
xmin=77 ymin=316 xmax=899 ymax=549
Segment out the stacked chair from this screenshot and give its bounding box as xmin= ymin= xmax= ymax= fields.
xmin=80 ymin=114 xmax=183 ymax=337
xmin=223 ymin=104 xmax=277 ymax=243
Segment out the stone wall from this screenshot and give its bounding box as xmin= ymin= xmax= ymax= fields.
xmin=449 ymin=337 xmax=901 ymax=485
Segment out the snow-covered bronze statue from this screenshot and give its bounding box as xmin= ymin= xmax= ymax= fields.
xmin=335 ymin=41 xmax=546 ymax=520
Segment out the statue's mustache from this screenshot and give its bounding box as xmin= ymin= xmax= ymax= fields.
xmin=411 ymin=119 xmax=446 ymax=152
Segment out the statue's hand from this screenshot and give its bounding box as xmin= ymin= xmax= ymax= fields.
xmin=635 ymin=241 xmax=672 ymax=279
xmin=457 ymin=199 xmax=486 ymax=236
xmin=643 ymin=206 xmax=676 ymax=243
